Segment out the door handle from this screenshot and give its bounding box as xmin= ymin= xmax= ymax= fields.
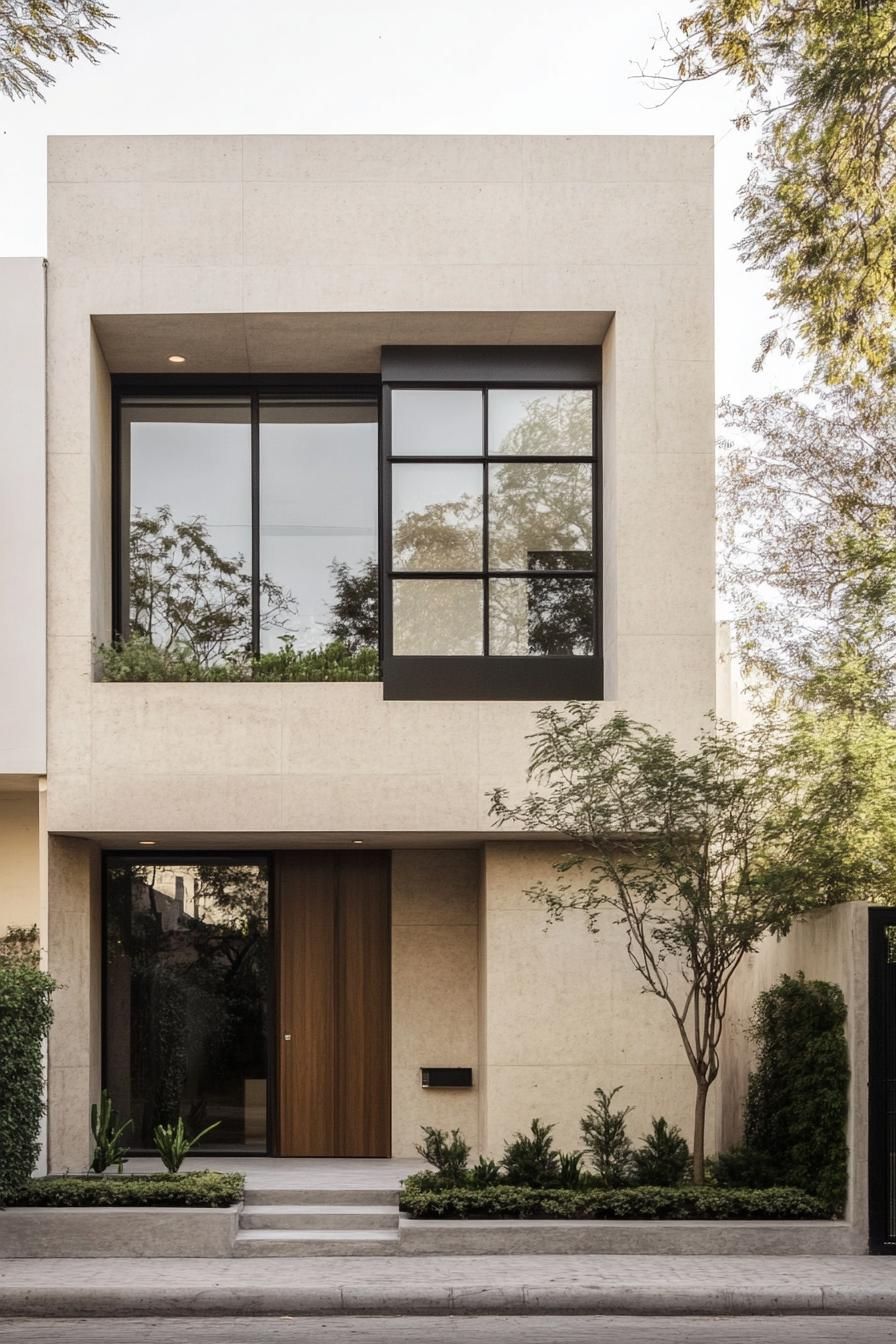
xmin=283 ymin=1033 xmax=292 ymax=1041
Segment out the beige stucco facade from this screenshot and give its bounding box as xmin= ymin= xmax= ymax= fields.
xmin=5 ymin=133 xmax=868 ymax=1218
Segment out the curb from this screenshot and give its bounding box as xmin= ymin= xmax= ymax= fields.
xmin=2 ymin=1285 xmax=896 ymax=1318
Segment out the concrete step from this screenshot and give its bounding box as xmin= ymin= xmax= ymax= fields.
xmin=233 ymin=1228 xmax=400 ymax=1257
xmin=240 ymin=1203 xmax=398 ymax=1231
xmin=242 ymin=1187 xmax=400 ymax=1207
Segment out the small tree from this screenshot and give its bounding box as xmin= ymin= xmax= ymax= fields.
xmin=490 ymin=707 xmax=830 ymax=1183
xmin=0 ymin=929 xmax=55 ymax=1201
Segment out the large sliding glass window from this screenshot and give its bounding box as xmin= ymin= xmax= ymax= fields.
xmin=104 ymin=857 xmax=270 ymax=1152
xmin=118 ymin=394 xmax=379 ymax=665
xmin=383 ymin=358 xmax=600 ymax=699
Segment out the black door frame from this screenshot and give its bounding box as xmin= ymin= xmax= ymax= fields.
xmin=868 ymin=905 xmax=896 ymax=1252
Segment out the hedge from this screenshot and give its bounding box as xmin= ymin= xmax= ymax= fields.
xmin=6 ymin=1171 xmax=244 ymax=1208
xmin=399 ymin=1177 xmax=832 ymax=1221
xmin=0 ymin=959 xmax=55 ymax=1203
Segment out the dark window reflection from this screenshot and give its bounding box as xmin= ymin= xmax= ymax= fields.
xmin=489 ymin=575 xmax=594 ymax=655
xmin=105 ymin=859 xmax=269 ymax=1151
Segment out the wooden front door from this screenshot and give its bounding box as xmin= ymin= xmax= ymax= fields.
xmin=276 ymin=850 xmax=391 ymax=1157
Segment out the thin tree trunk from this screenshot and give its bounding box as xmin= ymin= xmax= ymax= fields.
xmin=693 ymin=1079 xmax=710 ymax=1185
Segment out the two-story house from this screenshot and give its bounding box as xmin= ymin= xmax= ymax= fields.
xmin=1 ymin=134 xmax=718 ymax=1171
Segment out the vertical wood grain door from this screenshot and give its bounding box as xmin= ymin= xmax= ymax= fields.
xmin=276 ymin=850 xmax=391 ymax=1157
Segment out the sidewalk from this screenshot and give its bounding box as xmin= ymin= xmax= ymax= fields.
xmin=0 ymin=1254 xmax=894 ymax=1319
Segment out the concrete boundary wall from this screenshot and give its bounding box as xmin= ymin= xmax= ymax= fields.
xmin=719 ymin=902 xmax=869 ymax=1246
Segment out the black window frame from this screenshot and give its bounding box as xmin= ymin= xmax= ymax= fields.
xmin=111 ymin=374 xmax=382 ymax=660
xmin=381 ymin=347 xmax=602 ymax=701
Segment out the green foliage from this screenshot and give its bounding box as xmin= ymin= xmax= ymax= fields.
xmin=632 ymin=1117 xmax=690 ymax=1188
xmin=8 ymin=1171 xmax=244 ymax=1208
xmin=97 ymin=635 xmax=379 ymax=683
xmin=580 ymin=1086 xmax=633 ymax=1188
xmin=327 ymin=558 xmax=379 ymax=653
xmin=0 ymin=958 xmax=55 ymax=1203
xmin=491 ymin=707 xmax=837 ymax=1181
xmin=152 ymin=1117 xmax=221 ymax=1174
xmin=502 ymin=1118 xmax=561 ymax=1189
xmin=89 ymin=1090 xmax=132 ymax=1175
xmin=653 ymin=1 xmax=896 ymax=385
xmin=400 ymin=1175 xmax=831 ymax=1221
xmin=557 ymin=1150 xmax=586 ymax=1189
xmin=0 ymin=2 xmax=117 ymax=102
xmin=719 ymin=387 xmax=896 ymax=721
xmin=415 ymin=1126 xmax=470 ymax=1186
xmin=716 ymin=974 xmax=849 ymax=1214
xmin=0 ymin=925 xmax=39 ymax=966
xmin=469 ymin=1156 xmax=502 ymax=1188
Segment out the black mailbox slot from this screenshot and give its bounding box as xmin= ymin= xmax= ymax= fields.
xmin=420 ymin=1067 xmax=473 ymax=1089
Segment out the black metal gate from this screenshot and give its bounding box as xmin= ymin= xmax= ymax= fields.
xmin=869 ymin=907 xmax=896 ymax=1252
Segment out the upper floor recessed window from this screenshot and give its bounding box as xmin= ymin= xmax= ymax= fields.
xmin=116 ymin=392 xmax=378 ymax=679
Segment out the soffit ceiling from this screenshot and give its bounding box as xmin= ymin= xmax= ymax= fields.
xmin=91 ymin=311 xmax=612 ymax=375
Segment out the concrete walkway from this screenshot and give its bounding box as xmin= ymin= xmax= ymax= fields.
xmin=1 ymin=1255 xmax=895 ymax=1319
xmin=125 ymin=1157 xmax=421 ymax=1191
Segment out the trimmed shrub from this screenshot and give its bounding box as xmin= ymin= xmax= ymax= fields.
xmin=399 ymin=1176 xmax=831 ymax=1221
xmin=0 ymin=954 xmax=55 ymax=1203
xmin=415 ymin=1126 xmax=470 ymax=1186
xmin=470 ymin=1157 xmax=502 ymax=1188
xmin=580 ymin=1086 xmax=633 ymax=1188
xmin=632 ymin=1117 xmax=690 ymax=1187
xmin=716 ymin=974 xmax=849 ymax=1214
xmin=7 ymin=1171 xmax=244 ymax=1208
xmin=502 ymin=1118 xmax=560 ymax=1188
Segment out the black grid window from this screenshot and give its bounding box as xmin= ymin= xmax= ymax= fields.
xmin=381 ymin=348 xmax=602 ymax=701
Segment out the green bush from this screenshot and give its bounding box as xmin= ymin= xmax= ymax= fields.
xmin=632 ymin=1117 xmax=690 ymax=1188
xmin=399 ymin=1175 xmax=832 ymax=1221
xmin=715 ymin=974 xmax=849 ymax=1214
xmin=7 ymin=1171 xmax=244 ymax=1208
xmin=0 ymin=955 xmax=55 ymax=1203
xmin=580 ymin=1086 xmax=633 ymax=1188
xmin=97 ymin=636 xmax=379 ymax=684
xmin=415 ymin=1126 xmax=470 ymax=1185
xmin=502 ymin=1118 xmax=560 ymax=1188
xmin=470 ymin=1156 xmax=502 ymax=1188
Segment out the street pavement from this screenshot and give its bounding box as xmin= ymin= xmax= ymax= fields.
xmin=2 ymin=1254 xmax=896 ymax=1320
xmin=0 ymin=1318 xmax=895 ymax=1342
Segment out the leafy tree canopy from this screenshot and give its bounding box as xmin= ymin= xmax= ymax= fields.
xmin=719 ymin=384 xmax=896 ymax=717
xmin=652 ymin=0 xmax=896 ymax=385
xmin=0 ymin=1 xmax=116 ymax=101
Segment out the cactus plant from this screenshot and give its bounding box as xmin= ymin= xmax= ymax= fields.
xmin=89 ymin=1089 xmax=132 ymax=1174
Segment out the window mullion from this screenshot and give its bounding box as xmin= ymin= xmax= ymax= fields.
xmin=251 ymin=392 xmax=261 ymax=659
xmin=482 ymin=389 xmax=489 ymax=656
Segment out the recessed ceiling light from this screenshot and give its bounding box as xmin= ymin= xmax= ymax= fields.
xmin=138 ymin=840 xmax=157 ymax=846
xmin=352 ymin=839 xmax=364 ymax=845
xmin=167 ymin=354 xmax=186 ymax=364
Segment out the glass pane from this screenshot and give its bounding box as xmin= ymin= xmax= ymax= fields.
xmin=392 ymin=463 xmax=482 ymax=571
xmin=391 ymin=389 xmax=482 ymax=456
xmin=259 ymin=401 xmax=378 ymax=654
xmin=393 ymin=579 xmax=483 ymax=654
xmin=490 ymin=577 xmax=594 ymax=655
xmin=488 ymin=462 xmax=592 ymax=570
xmin=488 ymin=389 xmax=593 ymax=456
xmin=123 ymin=399 xmax=252 ymax=666
xmin=104 ymin=859 xmax=269 ymax=1151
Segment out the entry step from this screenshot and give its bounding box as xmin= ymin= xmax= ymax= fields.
xmin=243 ymin=1187 xmax=400 ymax=1207
xmin=240 ymin=1203 xmax=398 ymax=1231
xmin=234 ymin=1228 xmax=400 ymax=1257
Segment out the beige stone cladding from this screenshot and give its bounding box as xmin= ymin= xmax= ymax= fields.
xmin=479 ymin=842 xmax=710 ymax=1158
xmin=391 ymin=850 xmax=480 ymax=1158
xmin=0 ymin=789 xmax=41 ymax=934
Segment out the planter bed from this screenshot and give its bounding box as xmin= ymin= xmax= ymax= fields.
xmin=398 ymin=1214 xmax=863 ymax=1256
xmin=0 ymin=1173 xmax=244 ymax=1258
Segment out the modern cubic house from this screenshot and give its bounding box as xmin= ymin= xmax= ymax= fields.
xmin=0 ymin=134 xmax=888 ymax=1247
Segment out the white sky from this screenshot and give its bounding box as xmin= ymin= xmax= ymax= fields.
xmin=0 ymin=0 xmax=799 ymax=401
